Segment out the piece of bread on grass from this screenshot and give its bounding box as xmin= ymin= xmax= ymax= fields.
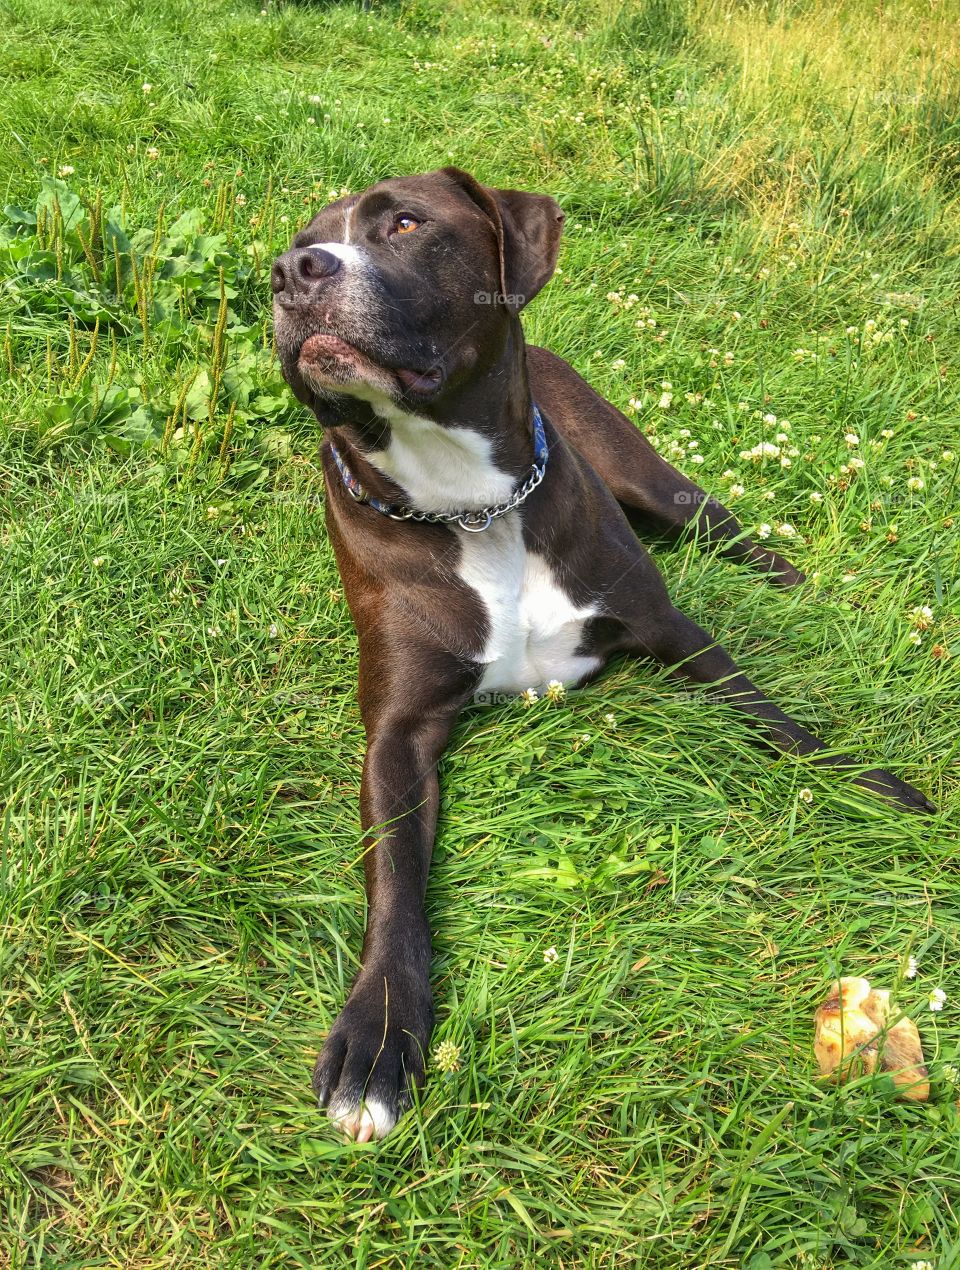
xmin=814 ymin=975 xmax=929 ymax=1102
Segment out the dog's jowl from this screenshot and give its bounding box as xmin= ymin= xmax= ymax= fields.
xmin=272 ymin=167 xmax=935 ymax=1142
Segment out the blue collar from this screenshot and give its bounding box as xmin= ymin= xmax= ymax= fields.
xmin=327 ymin=404 xmax=549 ymax=533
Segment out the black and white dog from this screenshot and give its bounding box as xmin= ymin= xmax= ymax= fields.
xmin=271 ymin=167 xmax=935 ymax=1141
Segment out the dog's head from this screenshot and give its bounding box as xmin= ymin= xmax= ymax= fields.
xmin=272 ymin=168 xmax=564 ymax=423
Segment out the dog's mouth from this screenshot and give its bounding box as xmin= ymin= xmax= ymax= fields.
xmin=297 ymin=332 xmax=444 ymax=401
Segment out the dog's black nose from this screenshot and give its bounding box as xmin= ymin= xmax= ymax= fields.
xmin=271 ymin=246 xmax=341 ymax=298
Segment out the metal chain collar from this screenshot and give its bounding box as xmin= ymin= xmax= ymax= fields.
xmin=327 ymin=405 xmax=549 ymax=534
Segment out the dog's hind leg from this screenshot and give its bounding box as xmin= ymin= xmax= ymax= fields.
xmin=608 ymin=590 xmax=935 ymax=814
xmin=527 ymin=344 xmax=804 ymax=587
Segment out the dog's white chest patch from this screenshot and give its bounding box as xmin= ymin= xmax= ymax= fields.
xmin=358 ymin=402 xmax=600 ymax=692
xmin=365 ymin=404 xmax=516 ymax=513
xmin=457 ymin=517 xmax=601 ymax=695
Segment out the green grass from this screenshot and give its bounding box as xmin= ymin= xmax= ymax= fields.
xmin=1 ymin=0 xmax=959 ymax=1264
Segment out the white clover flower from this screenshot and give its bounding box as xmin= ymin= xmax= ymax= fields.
xmin=809 ymin=491 xmax=824 ymax=503
xmin=690 ymin=454 xmax=704 ymax=464
xmin=942 ymin=450 xmax=955 ymax=462
xmin=780 ymin=456 xmax=792 ymax=468
xmin=880 ymin=428 xmax=895 ymax=439
xmin=848 ymin=456 xmax=865 ymax=470
xmin=762 ymin=490 xmax=776 ymax=501
xmin=722 ymin=469 xmax=737 ymax=480
xmin=543 ymin=946 xmax=559 ymax=965
xmin=740 ymin=442 xmax=781 ymax=462
xmin=545 ymin=679 xmax=566 ymax=702
xmin=729 ymin=483 xmax=745 ymax=497
xmin=910 ymin=605 xmax=934 ymax=630
xmin=520 ymin=688 xmax=539 ymax=706
xmin=58 ymin=164 xmax=75 ymax=176
xmin=92 ymin=556 xmax=105 ymax=567
xmin=146 ymin=146 xmax=160 ymax=160
xmin=658 ymin=391 xmax=673 ymax=409
xmin=798 ymin=788 xmax=813 ymax=804
xmin=908 ymin=630 xmax=923 ymax=646
xmin=603 ymin=712 xmax=617 ymax=728
xmin=929 ymin=988 xmax=947 ymax=1012
xmin=433 ymin=1039 xmax=461 ymax=1072
xmin=142 ymin=82 xmax=152 ymax=94
xmin=611 ymin=358 xmax=626 ymax=370
xmin=757 ymin=523 xmax=772 ymax=539
xmin=907 ymin=476 xmax=925 ymax=491
xmin=763 ymin=413 xmax=777 ymax=425
xmin=844 ymin=432 xmax=860 ymax=447
xmin=777 ymin=522 xmax=796 ymax=537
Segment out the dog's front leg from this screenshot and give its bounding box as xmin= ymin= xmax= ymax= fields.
xmin=314 ymin=653 xmax=472 ymax=1142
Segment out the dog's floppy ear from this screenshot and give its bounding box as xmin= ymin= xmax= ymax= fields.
xmin=440 ymin=167 xmax=564 ymax=313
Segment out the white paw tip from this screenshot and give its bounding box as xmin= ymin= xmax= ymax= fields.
xmin=328 ymin=1095 xmax=397 ymax=1142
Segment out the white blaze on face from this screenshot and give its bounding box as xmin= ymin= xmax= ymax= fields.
xmin=303 ymin=241 xmax=365 ymax=266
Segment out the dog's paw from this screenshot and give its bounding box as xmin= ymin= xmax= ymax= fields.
xmin=313 ymin=972 xmax=432 ymax=1143
xmin=854 ymin=767 xmax=936 ymax=814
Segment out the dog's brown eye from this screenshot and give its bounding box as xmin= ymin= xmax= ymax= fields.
xmin=394 ymin=215 xmax=421 ymax=235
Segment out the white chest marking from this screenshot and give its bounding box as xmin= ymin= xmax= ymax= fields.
xmin=457 ymin=517 xmax=601 ymax=694
xmin=356 ymin=397 xmax=600 ymax=691
xmin=364 ymin=402 xmax=516 ymax=514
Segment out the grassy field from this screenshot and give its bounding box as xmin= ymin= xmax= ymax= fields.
xmin=1 ymin=0 xmax=959 ymax=1264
